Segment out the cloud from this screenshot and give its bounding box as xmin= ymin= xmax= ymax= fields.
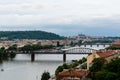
xmin=0 ymin=0 xmax=120 ymax=36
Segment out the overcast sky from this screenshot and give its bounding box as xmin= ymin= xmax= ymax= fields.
xmin=0 ymin=0 xmax=120 ymax=36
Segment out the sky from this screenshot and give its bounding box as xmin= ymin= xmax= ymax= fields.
xmin=0 ymin=0 xmax=120 ymax=36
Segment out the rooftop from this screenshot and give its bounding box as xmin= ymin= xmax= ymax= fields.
xmin=97 ymin=50 xmax=119 ymax=58
xmin=112 ymin=40 xmax=120 ymax=46
xmin=57 ymin=69 xmax=89 ymax=78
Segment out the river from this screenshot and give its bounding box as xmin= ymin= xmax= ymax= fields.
xmin=0 ymin=45 xmax=109 ymax=80
xmin=0 ymin=54 xmax=87 ymax=80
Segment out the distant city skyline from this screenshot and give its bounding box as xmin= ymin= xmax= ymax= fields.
xmin=0 ymin=0 xmax=120 ymax=36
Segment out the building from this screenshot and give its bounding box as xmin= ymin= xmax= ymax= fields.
xmin=112 ymin=40 xmax=120 ymax=47
xmin=56 ymin=69 xmax=89 ymax=80
xmin=87 ymin=50 xmax=120 ymax=70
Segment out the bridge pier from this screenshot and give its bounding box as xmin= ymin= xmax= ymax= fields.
xmin=90 ymin=44 xmax=92 ymax=47
xmin=84 ymin=45 xmax=86 ymax=47
xmin=31 ymin=53 xmax=35 ymax=62
xmin=97 ymin=44 xmax=99 ymax=47
xmin=103 ymin=44 xmax=105 ymax=47
xmin=63 ymin=53 xmax=66 ymax=63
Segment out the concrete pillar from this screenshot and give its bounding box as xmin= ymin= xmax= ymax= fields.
xmin=103 ymin=44 xmax=105 ymax=47
xmin=97 ymin=44 xmax=99 ymax=47
xmin=63 ymin=53 xmax=66 ymax=63
xmin=31 ymin=53 xmax=35 ymax=62
xmin=90 ymin=44 xmax=92 ymax=47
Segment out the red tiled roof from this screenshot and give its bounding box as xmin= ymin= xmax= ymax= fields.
xmin=112 ymin=40 xmax=120 ymax=46
xmin=97 ymin=50 xmax=118 ymax=58
xmin=57 ymin=69 xmax=89 ymax=78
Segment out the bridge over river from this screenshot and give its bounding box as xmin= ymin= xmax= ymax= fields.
xmin=5 ymin=47 xmax=97 ymax=62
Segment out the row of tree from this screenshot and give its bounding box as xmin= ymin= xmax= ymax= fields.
xmin=0 ymin=31 xmax=64 ymax=40
xmin=106 ymin=46 xmax=120 ymax=50
xmin=0 ymin=43 xmax=58 ymax=63
xmin=0 ymin=47 xmax=16 ymax=62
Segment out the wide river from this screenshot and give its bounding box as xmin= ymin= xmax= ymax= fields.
xmin=0 ymin=45 xmax=109 ymax=80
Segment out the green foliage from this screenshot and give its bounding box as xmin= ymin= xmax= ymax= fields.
xmin=9 ymin=52 xmax=16 ymax=59
xmin=0 ymin=47 xmax=8 ymax=61
xmin=0 ymin=46 xmax=16 ymax=62
xmin=82 ymin=57 xmax=87 ymax=62
xmin=106 ymin=46 xmax=120 ymax=50
xmin=70 ymin=41 xmax=74 ymax=46
xmin=95 ymin=71 xmax=107 ymax=80
xmin=8 ymin=44 xmax=17 ymax=50
xmin=81 ymin=63 xmax=87 ymax=69
xmin=78 ymin=57 xmax=87 ymax=64
xmin=57 ymin=41 xmax=60 ymax=47
xmin=41 ymin=71 xmax=50 ymax=80
xmin=62 ymin=63 xmax=69 ymax=69
xmin=105 ymin=72 xmax=117 ymax=80
xmin=55 ymin=57 xmax=87 ymax=77
xmin=1 ymin=47 xmax=5 ymax=51
xmin=78 ymin=59 xmax=82 ymax=64
xmin=78 ymin=40 xmax=82 ymax=46
xmin=70 ymin=62 xmax=79 ymax=68
xmin=55 ymin=66 xmax=64 ymax=76
xmin=95 ymin=71 xmax=117 ymax=80
xmin=90 ymin=58 xmax=120 ymax=80
xmin=2 ymin=53 xmax=9 ymax=60
xmin=21 ymin=44 xmax=33 ymax=51
xmin=90 ymin=58 xmax=105 ymax=72
xmin=0 ymin=31 xmax=64 ymax=40
xmin=105 ymin=58 xmax=120 ymax=73
xmin=84 ymin=39 xmax=112 ymax=44
xmin=0 ymin=49 xmax=3 ymax=60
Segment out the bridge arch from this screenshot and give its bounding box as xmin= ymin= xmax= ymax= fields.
xmin=62 ymin=47 xmax=97 ymax=54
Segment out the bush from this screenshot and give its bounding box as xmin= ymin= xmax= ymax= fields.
xmin=62 ymin=63 xmax=69 ymax=69
xmin=9 ymin=52 xmax=16 ymax=59
xmin=41 ymin=71 xmax=50 ymax=80
xmin=95 ymin=71 xmax=117 ymax=80
xmin=55 ymin=66 xmax=64 ymax=76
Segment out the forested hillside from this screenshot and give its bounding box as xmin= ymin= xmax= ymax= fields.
xmin=0 ymin=31 xmax=64 ymax=40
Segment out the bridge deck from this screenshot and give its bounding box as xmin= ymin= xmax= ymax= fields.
xmin=15 ymin=52 xmax=91 ymax=54
xmin=5 ymin=51 xmax=91 ymax=54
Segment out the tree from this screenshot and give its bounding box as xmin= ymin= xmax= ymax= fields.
xmin=71 ymin=62 xmax=79 ymax=68
xmin=95 ymin=71 xmax=107 ymax=80
xmin=106 ymin=58 xmax=120 ymax=73
xmin=105 ymin=58 xmax=120 ymax=79
xmin=9 ymin=52 xmax=16 ymax=59
xmin=105 ymin=72 xmax=117 ymax=80
xmin=78 ymin=40 xmax=82 ymax=46
xmin=95 ymin=71 xmax=117 ymax=80
xmin=81 ymin=57 xmax=87 ymax=63
xmin=55 ymin=66 xmax=63 ymax=76
xmin=90 ymin=58 xmax=105 ymax=72
xmin=0 ymin=31 xmax=64 ymax=40
xmin=89 ymin=58 xmax=105 ymax=80
xmin=57 ymin=41 xmax=60 ymax=47
xmin=41 ymin=71 xmax=50 ymax=80
xmin=8 ymin=44 xmax=17 ymax=50
xmin=106 ymin=46 xmax=120 ymax=50
xmin=62 ymin=63 xmax=69 ymax=69
xmin=70 ymin=41 xmax=74 ymax=46
xmin=0 ymin=48 xmax=3 ymax=61
xmin=1 ymin=47 xmax=5 ymax=51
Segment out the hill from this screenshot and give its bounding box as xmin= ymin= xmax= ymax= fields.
xmin=0 ymin=31 xmax=64 ymax=40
